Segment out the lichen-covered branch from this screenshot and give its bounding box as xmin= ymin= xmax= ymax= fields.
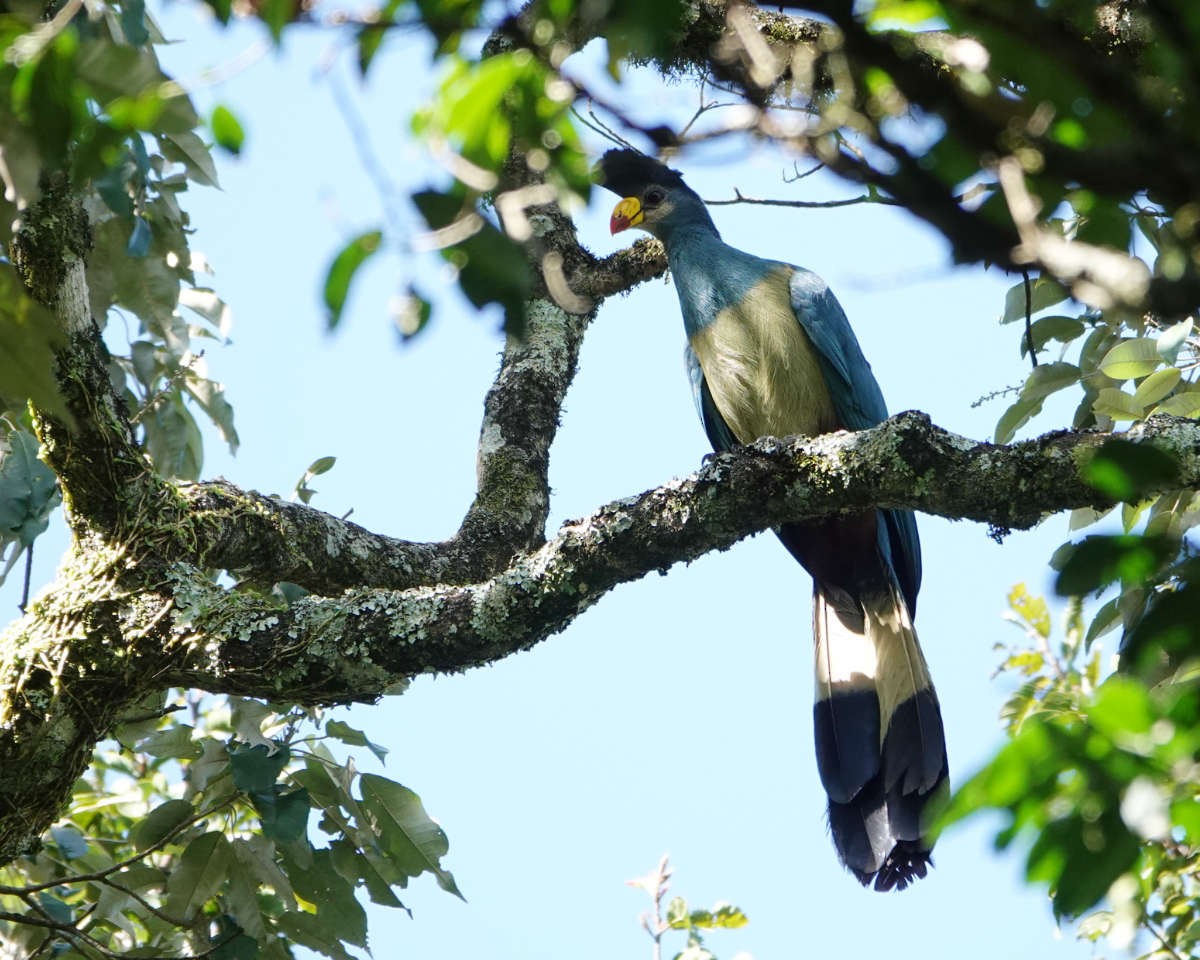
xmin=166 ymin=411 xmax=1200 ymax=697
xmin=16 ymin=410 xmax=1199 ymax=707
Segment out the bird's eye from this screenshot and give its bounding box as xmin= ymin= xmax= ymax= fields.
xmin=645 ymin=187 xmax=666 ymax=206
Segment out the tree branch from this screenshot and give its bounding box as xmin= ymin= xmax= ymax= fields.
xmin=20 ymin=412 xmax=1198 ymax=706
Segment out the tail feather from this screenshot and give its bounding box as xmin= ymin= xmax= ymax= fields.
xmin=813 ymin=582 xmax=948 ymax=891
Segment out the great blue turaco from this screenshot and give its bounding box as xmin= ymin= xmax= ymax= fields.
xmin=599 ymin=148 xmax=948 ymax=892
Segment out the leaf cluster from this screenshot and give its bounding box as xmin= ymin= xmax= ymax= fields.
xmin=1 ymin=5 xmax=240 ymax=483
xmin=947 ymin=587 xmax=1200 ymax=957
xmin=0 ymin=695 xmax=457 ymax=959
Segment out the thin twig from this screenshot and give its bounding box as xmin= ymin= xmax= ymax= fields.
xmin=0 ymin=797 xmax=235 ymax=897
xmin=322 ymin=58 xmax=408 ymax=237
xmin=20 ymin=541 xmax=33 ymax=613
xmin=1143 ymin=913 xmax=1187 ymax=960
xmin=1023 ymin=271 xmax=1039 ymax=368
xmin=705 ymin=186 xmax=900 ymax=208
xmin=128 ymin=355 xmax=203 ymax=427
xmin=783 ymin=159 xmax=825 ymax=182
xmin=96 ymin=875 xmax=184 ymax=927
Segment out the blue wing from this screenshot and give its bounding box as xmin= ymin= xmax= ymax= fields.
xmin=788 ymin=270 xmax=922 ymax=615
xmin=685 ymin=346 xmax=738 ymax=453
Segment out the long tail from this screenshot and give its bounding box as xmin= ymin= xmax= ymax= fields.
xmin=812 ymin=579 xmax=948 ymax=891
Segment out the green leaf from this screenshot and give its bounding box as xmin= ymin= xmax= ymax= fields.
xmin=229 ymin=697 xmax=278 ymax=750
xmin=358 ymin=27 xmax=385 ymax=76
xmin=334 ymin=836 xmax=406 ymax=908
xmin=1171 ymin=799 xmax=1200 ymax=843
xmin=142 ymin=392 xmax=203 ymax=481
xmin=994 ymin=396 xmax=1041 ymax=445
xmin=665 ymin=896 xmax=689 ymax=928
xmin=412 ymin=190 xmax=531 ymax=333
xmin=1091 ymin=387 xmax=1144 ymax=422
xmin=21 ymin=33 xmax=83 ymax=169
xmin=162 ymin=131 xmax=220 ymax=187
xmin=1099 ymin=338 xmax=1160 ymax=381
xmin=413 ymin=0 xmax=487 ymax=53
xmin=1083 ymin=439 xmax=1179 ymax=501
xmin=1123 ymin=579 xmax=1200 ymax=669
xmin=127 ymin=216 xmax=152 ymax=256
xmin=1068 ymin=504 xmax=1113 ymax=530
xmin=203 ymin=0 xmax=233 ymax=23
xmin=1007 ymin=583 xmax=1050 ymax=638
xmin=323 ymin=230 xmax=383 ymax=330
xmin=295 ymin=455 xmax=337 ymax=505
xmin=1156 ymin=318 xmax=1193 ymax=364
xmin=278 ymin=847 xmax=367 ymax=948
xmin=422 ymin=54 xmax=525 ymax=169
xmin=164 ymin=832 xmax=233 ymax=922
xmin=326 ymin=719 xmax=389 ymax=763
xmin=224 ymin=858 xmax=268 ymax=940
xmin=229 ymin=742 xmax=290 ymax=793
xmin=601 ymin=0 xmax=689 ymax=66
xmin=1022 ymin=315 xmax=1085 ymax=357
xmin=940 ymin=720 xmax=1058 ymax=825
xmin=232 ymin=835 xmax=294 ymax=903
xmin=183 ymin=375 xmax=239 ymax=453
xmin=0 ymin=428 xmax=61 ymax=548
xmin=138 ymin=723 xmax=201 ymax=759
xmin=49 ymin=824 xmax=89 ymax=860
xmin=87 ymin=216 xmax=184 ymax=326
xmin=1087 ymin=676 xmax=1155 ymax=738
xmin=251 ymin=785 xmax=310 ymax=843
xmin=277 ymin=911 xmax=355 ymax=960
xmin=1001 ymin=276 xmax=1068 ymax=324
xmin=1021 ymin=362 xmax=1081 ymax=402
xmin=1034 ymin=808 xmax=1138 ymax=917
xmin=1131 ymin=366 xmax=1181 ymax=407
xmin=132 ymin=799 xmax=195 ymax=851
xmin=1084 ymin=597 xmax=1122 ymax=647
xmin=0 ymin=266 xmax=70 ymax=420
xmin=393 ymin=287 xmax=432 ymax=340
xmin=292 ymin=758 xmax=357 ymax=838
xmin=189 ymin=738 xmax=235 ymax=794
xmin=211 ymin=931 xmax=258 ymax=960
xmin=359 ymin=774 xmax=463 ymax=898
xmin=36 ymin=892 xmax=72 ymax=925
xmin=1054 ymin=534 xmax=1176 ymax=596
xmin=111 ymin=689 xmax=171 ymax=746
xmin=211 ymin=105 xmax=245 ymax=155
xmin=120 ymin=0 xmax=150 ymax=46
xmin=866 ymin=0 xmax=945 ymax=27
xmin=709 ymin=902 xmax=749 ymax=928
xmin=261 ymin=0 xmax=298 ymax=43
xmin=1152 ymin=391 xmax=1200 ymax=418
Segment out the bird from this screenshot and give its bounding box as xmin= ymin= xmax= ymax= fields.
xmin=598 ymin=148 xmax=948 ymax=891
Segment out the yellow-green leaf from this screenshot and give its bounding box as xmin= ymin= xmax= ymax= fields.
xmin=1132 ymin=367 xmax=1180 ymax=407
xmin=1099 ymin=338 xmax=1160 ymax=381
xmin=1152 ymin=391 xmax=1200 ymax=418
xmin=1092 ymin=387 xmax=1145 ymax=422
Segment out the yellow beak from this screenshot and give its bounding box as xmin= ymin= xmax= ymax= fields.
xmin=610 ymin=197 xmax=644 ymax=234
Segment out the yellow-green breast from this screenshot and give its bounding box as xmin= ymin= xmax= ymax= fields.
xmin=688 ymin=265 xmax=839 ymax=444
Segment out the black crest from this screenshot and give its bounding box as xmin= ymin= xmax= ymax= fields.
xmin=597 ymin=149 xmax=692 ymax=197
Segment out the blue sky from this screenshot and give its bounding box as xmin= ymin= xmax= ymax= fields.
xmin=3 ymin=7 xmax=1107 ymax=958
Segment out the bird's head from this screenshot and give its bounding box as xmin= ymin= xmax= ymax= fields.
xmin=597 ymin=149 xmax=708 ymax=240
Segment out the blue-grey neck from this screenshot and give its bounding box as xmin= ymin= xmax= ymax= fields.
xmin=660 ymin=204 xmax=781 ymax=340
